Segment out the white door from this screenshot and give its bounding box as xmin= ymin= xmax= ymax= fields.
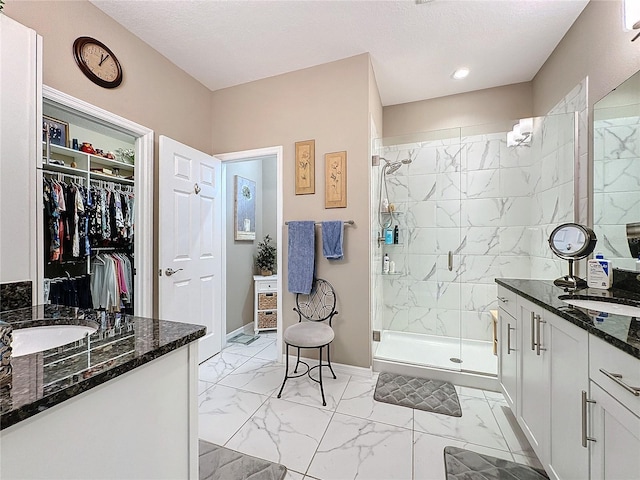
xmin=159 ymin=136 xmax=222 ymax=362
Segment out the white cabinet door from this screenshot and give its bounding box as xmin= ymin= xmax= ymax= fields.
xmin=518 ymin=297 xmax=550 ymax=465
xmin=498 ymin=308 xmax=518 ymax=412
xmin=590 ymin=381 xmax=640 ymax=480
xmin=547 ymin=316 xmax=589 ymax=480
xmin=0 ymin=15 xmax=40 ymax=286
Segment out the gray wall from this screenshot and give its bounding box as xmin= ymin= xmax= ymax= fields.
xmin=225 ymin=157 xmax=277 ymax=335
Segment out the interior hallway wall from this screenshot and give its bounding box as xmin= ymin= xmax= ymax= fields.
xmin=5 ymin=0 xmax=214 ymax=319
xmin=211 ymin=54 xmax=371 ymax=368
xmin=225 ymin=160 xmax=264 ymax=335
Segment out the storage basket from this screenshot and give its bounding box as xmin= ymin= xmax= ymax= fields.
xmin=258 ymin=292 xmax=277 ymax=310
xmin=258 ymin=311 xmax=277 ymax=329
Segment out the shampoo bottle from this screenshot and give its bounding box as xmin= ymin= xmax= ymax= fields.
xmin=393 ymin=225 xmax=399 ymax=244
xmin=587 ymin=253 xmax=612 ymax=289
xmin=385 ymin=228 xmax=393 ymax=244
xmin=383 ymin=253 xmax=390 ymax=274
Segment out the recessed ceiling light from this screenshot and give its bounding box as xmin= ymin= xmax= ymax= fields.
xmin=452 ymin=68 xmax=470 ymax=80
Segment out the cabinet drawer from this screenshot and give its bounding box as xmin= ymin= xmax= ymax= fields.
xmin=257 ymin=311 xmax=277 ymax=329
xmin=590 ymin=335 xmax=640 ymax=416
xmin=256 ymin=281 xmax=276 ymax=292
xmin=258 ymin=292 xmax=277 ymax=310
xmin=497 ymin=286 xmax=517 ymax=318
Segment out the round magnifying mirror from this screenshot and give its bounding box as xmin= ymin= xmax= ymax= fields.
xmin=548 ymin=223 xmax=597 ymax=260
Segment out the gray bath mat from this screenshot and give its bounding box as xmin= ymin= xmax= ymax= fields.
xmin=373 ymin=372 xmax=462 ymax=417
xmin=199 ymin=440 xmax=287 ymax=480
xmin=444 ymin=446 xmax=548 ymax=480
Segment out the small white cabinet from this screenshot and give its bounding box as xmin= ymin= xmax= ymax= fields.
xmin=254 ymin=275 xmax=278 ymax=334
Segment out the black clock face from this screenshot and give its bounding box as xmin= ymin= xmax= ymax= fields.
xmin=73 ymin=37 xmax=123 ymax=88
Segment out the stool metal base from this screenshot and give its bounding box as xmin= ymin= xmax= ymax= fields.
xmin=277 ymin=343 xmax=336 ymax=406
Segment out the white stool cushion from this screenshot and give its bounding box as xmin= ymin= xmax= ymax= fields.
xmin=284 ymin=322 xmax=334 ymax=348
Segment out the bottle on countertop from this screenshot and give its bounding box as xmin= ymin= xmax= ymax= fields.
xmin=383 ymin=253 xmax=390 ymax=274
xmin=393 ymin=225 xmax=399 ymax=244
xmin=587 ymin=253 xmax=612 ymax=289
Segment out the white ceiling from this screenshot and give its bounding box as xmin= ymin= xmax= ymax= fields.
xmin=90 ymin=0 xmax=589 ymax=107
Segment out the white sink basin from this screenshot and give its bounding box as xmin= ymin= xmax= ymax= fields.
xmin=562 ymin=298 xmax=640 ymax=317
xmin=11 ymin=325 xmax=97 ymax=357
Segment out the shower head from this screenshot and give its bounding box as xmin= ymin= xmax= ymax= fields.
xmin=382 ymin=156 xmax=411 ymax=174
xmin=385 ymin=162 xmax=403 ymax=175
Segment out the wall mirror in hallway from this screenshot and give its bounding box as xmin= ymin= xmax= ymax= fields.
xmin=593 ymin=69 xmax=640 ymax=271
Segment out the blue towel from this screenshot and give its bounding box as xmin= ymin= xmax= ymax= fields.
xmin=321 ymin=221 xmax=344 ymax=260
xmin=287 ymin=221 xmax=315 ymax=294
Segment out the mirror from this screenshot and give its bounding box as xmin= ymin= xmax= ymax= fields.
xmin=593 ymin=71 xmax=640 ymax=271
xmin=549 ymin=223 xmax=597 ymax=289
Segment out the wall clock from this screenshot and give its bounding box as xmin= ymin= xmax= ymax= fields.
xmin=73 ymin=36 xmax=123 ymax=88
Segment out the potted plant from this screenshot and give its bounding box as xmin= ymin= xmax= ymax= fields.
xmin=256 ymin=234 xmax=276 ymax=276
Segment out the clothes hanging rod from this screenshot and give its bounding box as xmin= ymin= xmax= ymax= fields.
xmin=284 ymin=220 xmax=354 ymax=226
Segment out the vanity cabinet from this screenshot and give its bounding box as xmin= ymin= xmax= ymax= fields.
xmin=517 ymin=297 xmax=551 ymax=462
xmin=497 ymin=286 xmax=518 ymax=411
xmin=588 ymin=335 xmax=640 ymax=480
xmin=506 ymin=294 xmax=589 ymax=479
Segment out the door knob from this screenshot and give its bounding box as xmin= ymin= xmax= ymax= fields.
xmin=165 ymin=268 xmax=183 ymax=277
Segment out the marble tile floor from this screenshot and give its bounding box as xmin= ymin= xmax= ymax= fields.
xmin=199 ymin=332 xmax=542 ymax=480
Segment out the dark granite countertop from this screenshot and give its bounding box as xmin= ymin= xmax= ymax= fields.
xmin=496 ymin=278 xmax=640 ymax=360
xmin=0 ymin=305 xmax=205 ymax=430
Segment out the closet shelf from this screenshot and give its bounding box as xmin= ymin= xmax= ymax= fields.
xmin=90 ymin=171 xmax=134 ymax=185
xmin=42 ymin=163 xmax=87 ymax=176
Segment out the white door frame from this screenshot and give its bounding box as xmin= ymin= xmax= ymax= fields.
xmin=40 ymin=86 xmax=154 ymax=317
xmin=215 ymin=146 xmax=284 ymax=358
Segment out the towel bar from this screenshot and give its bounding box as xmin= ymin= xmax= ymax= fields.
xmin=284 ymin=220 xmax=354 ymax=226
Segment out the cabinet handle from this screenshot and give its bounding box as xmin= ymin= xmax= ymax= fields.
xmin=530 ymin=312 xmax=536 ymax=351
xmin=448 ymin=251 xmax=453 ymax=272
xmin=498 ymin=296 xmax=509 ymax=303
xmin=507 ymin=323 xmax=514 ymax=354
xmin=581 ymin=390 xmax=596 ymax=447
xmin=536 ymin=316 xmax=546 ymax=356
xmin=599 ymin=369 xmax=640 ymax=397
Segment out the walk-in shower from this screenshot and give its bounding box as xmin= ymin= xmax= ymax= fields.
xmin=371 ymin=113 xmax=576 ymax=387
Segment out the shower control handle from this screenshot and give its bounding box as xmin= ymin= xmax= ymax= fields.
xmin=448 ymin=251 xmax=453 ymax=271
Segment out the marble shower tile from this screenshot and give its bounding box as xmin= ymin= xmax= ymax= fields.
xmin=404 ymin=201 xmax=437 ymax=228
xmin=405 ymin=307 xmax=439 ymax=335
xmin=225 ymin=397 xmax=333 ymax=473
xmin=464 ymin=169 xmax=501 ymax=199
xmin=460 ymin=255 xmax=500 ymax=285
xmin=406 ymin=254 xmax=438 ymax=281
xmin=217 ymin=357 xmax=285 ymax=395
xmin=462 ymin=140 xmax=500 ymax=171
xmin=461 ymin=198 xmax=502 ymax=227
xmin=461 ymin=310 xmax=493 ymax=342
xmin=499 ymin=166 xmax=532 ymax=199
xmin=500 ymin=141 xmax=532 ymax=168
xmin=407 ymin=280 xmax=438 ymax=308
xmin=460 ymin=227 xmax=500 ymax=255
xmin=461 ymin=283 xmax=497 ymax=313
xmin=199 ymin=384 xmax=267 ymax=445
xmin=307 ymin=413 xmax=413 ymax=480
xmin=407 ymin=227 xmax=438 ymax=254
xmin=436 ymin=172 xmax=462 ymax=200
xmin=436 ymin=145 xmax=462 ymax=173
xmin=414 ymin=394 xmax=509 ymax=451
xmin=603 ymin=157 xmax=640 ymax=193
xmin=500 ymin=197 xmax=531 ymax=227
xmin=199 ymin=351 xmax=251 ymax=384
xmin=336 ymin=376 xmax=414 ymax=429
xmin=407 ymin=174 xmax=437 ymax=201
xmin=499 ymin=226 xmax=531 ymax=256
xmin=602 ymin=124 xmax=639 ymax=159
xmin=408 ymin=146 xmax=438 ymax=175
xmin=436 ymin=200 xmax=462 ymax=227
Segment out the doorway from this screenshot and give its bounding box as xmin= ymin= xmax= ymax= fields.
xmin=216 ymin=147 xmax=284 ymax=360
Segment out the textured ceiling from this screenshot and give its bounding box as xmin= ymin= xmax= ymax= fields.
xmin=90 ymin=0 xmax=589 ymax=106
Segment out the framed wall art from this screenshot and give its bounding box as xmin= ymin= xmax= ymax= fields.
xmin=325 ymin=151 xmax=347 ymax=208
xmin=234 ymin=175 xmax=256 ymax=241
xmin=42 ymin=115 xmax=69 ymax=148
xmin=295 ymin=139 xmax=315 ymax=195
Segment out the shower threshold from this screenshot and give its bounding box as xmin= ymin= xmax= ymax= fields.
xmin=374 ymin=331 xmax=497 ymax=376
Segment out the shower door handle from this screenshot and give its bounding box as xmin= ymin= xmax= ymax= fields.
xmin=448 ymin=251 xmax=453 ymax=271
